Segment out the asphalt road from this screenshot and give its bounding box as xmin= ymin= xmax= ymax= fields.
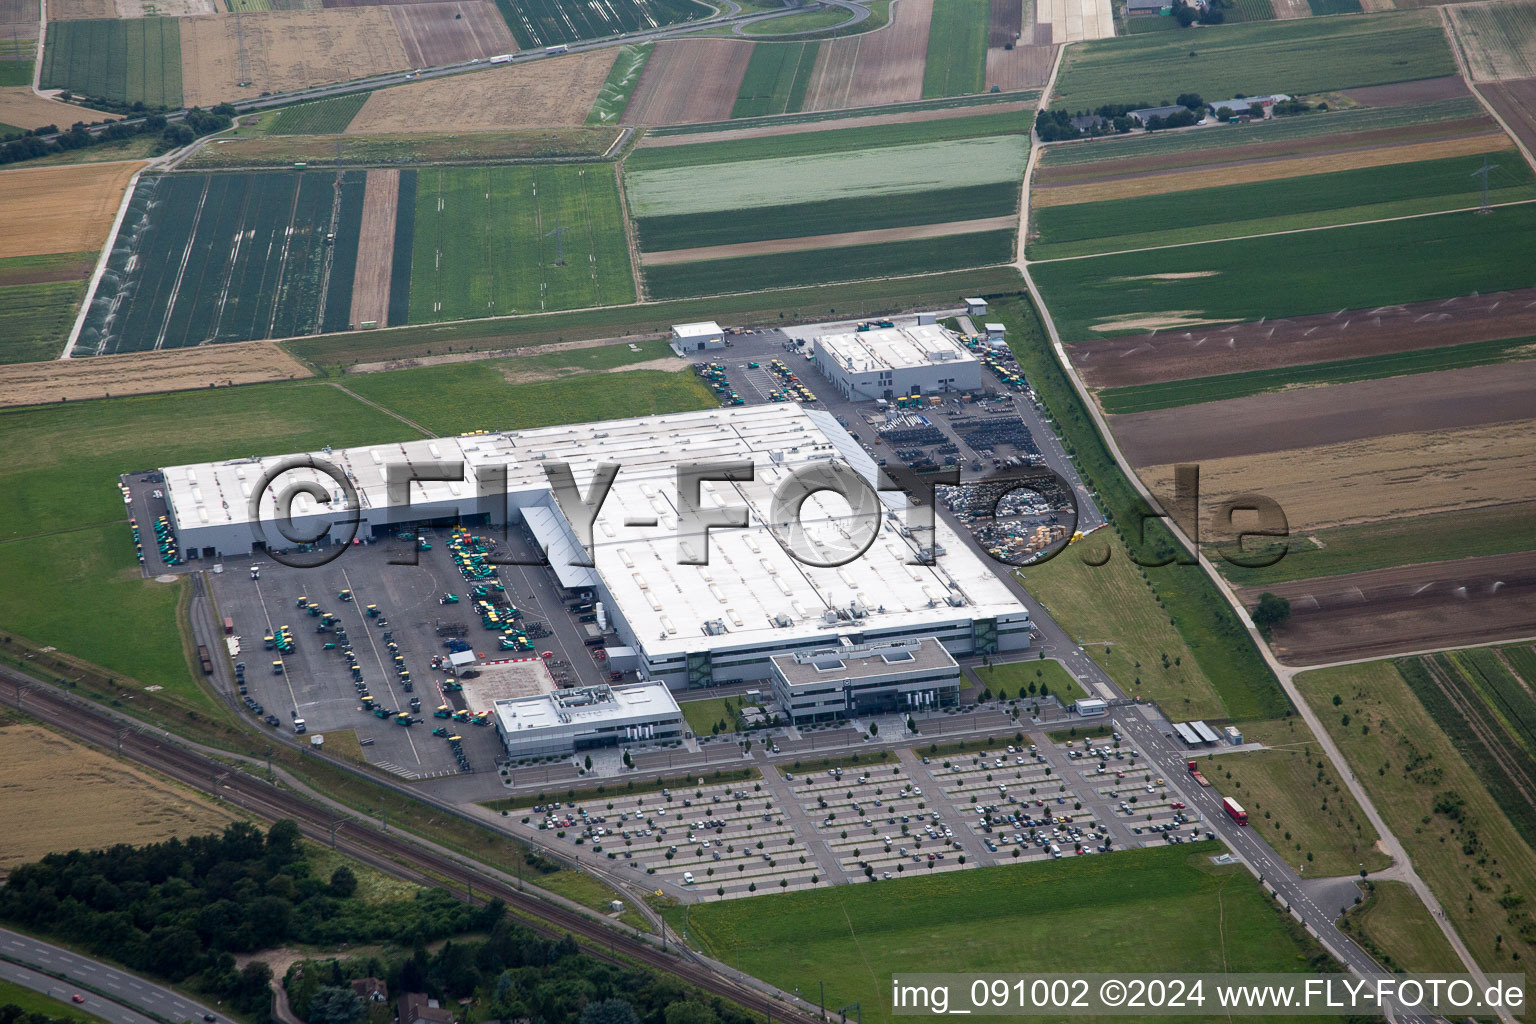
xmin=0 ymin=928 xmax=222 ymax=1024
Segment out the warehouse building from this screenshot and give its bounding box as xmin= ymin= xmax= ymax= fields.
xmin=495 ymin=683 xmax=684 ymax=760
xmin=813 ymin=324 xmax=983 ymax=402
xmin=671 ymin=321 xmax=725 ymax=353
xmin=157 ymin=404 xmax=1032 ymax=690
xmin=770 ymin=637 xmax=960 ymax=724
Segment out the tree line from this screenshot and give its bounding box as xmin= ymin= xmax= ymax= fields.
xmin=0 ymin=104 xmax=236 ymax=167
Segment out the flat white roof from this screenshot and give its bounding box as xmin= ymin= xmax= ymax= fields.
xmin=816 ymin=325 xmax=978 ymax=375
xmin=672 ymin=321 xmax=723 ymax=337
xmin=493 ymin=682 xmax=680 ymax=733
xmin=161 ymin=404 xmax=1028 ymax=661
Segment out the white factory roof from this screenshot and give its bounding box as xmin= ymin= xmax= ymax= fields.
xmin=817 ymin=325 xmax=978 ymax=375
xmin=672 ymin=321 xmax=723 ymax=338
xmin=161 ymin=404 xmax=1027 ymax=660
xmin=493 ymin=682 xmax=680 ymax=733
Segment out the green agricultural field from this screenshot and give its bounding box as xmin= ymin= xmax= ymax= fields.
xmin=0 ymin=250 xmax=96 ymax=289
xmin=635 ymin=181 xmax=1019 ymax=251
xmin=627 ymin=110 xmax=1028 ymax=171
xmin=341 ymin=365 xmax=713 ymax=436
xmin=407 ymin=164 xmax=633 ymax=323
xmin=81 ymin=171 xmax=362 ymax=352
xmin=669 ymin=844 xmax=1333 ymax=1024
xmin=1229 ymin=0 xmax=1276 ymax=19
xmin=921 ymin=0 xmax=988 ymax=97
xmin=588 ymin=43 xmax=652 ymax=125
xmin=1097 ymin=333 xmax=1536 ymax=414
xmin=1051 ymin=11 xmax=1455 ymax=110
xmin=1207 ymin=720 xmax=1389 ymax=876
xmin=1032 ymin=203 xmax=1536 ymax=339
xmin=0 ymin=59 xmax=31 ymax=87
xmin=259 ymin=93 xmax=369 ymax=135
xmin=1038 ymin=97 xmax=1487 ymax=169
xmin=1030 ymin=148 xmax=1535 ymax=259
xmin=643 ymin=228 xmax=1014 ymax=299
xmin=1214 ymin=501 xmax=1536 ymax=588
xmin=186 ymin=127 xmax=619 ymax=168
xmin=290 ymin=265 xmax=1025 ymax=366
xmin=974 ymin=659 xmax=1087 ymax=703
xmin=1296 ymin=659 xmax=1536 ymax=974
xmin=1306 ymin=0 xmax=1361 ymax=13
xmin=1395 ymin=649 xmax=1536 ymax=844
xmin=1346 ymin=881 xmax=1463 ymax=974
xmin=645 ymin=89 xmax=1034 ymax=138
xmin=625 ymin=134 xmax=1029 ymax=216
xmin=1125 ymin=13 xmax=1180 ymax=32
xmin=731 ymin=41 xmax=819 ymax=118
xmin=40 ymin=18 xmax=182 ymax=108
xmin=0 ymin=280 xmax=83 ymax=363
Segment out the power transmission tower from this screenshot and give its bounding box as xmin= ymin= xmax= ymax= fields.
xmin=545 ymin=225 xmax=570 ymax=266
xmin=1473 ymin=156 xmax=1498 ymax=214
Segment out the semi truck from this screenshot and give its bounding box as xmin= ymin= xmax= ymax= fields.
xmin=1187 ymin=760 xmax=1211 ymax=787
xmin=198 ymin=645 xmax=214 ymax=675
xmin=1223 ymin=797 xmax=1248 ymax=825
xmin=222 ymin=617 xmax=235 ymax=636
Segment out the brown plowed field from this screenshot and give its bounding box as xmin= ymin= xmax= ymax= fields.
xmin=178 ymin=9 xmax=410 ymax=107
xmin=621 ymin=38 xmax=751 ymax=125
xmin=349 ymin=168 xmax=398 ymax=328
xmin=802 ymin=0 xmax=933 ymax=111
xmin=45 ymin=0 xmax=112 ymax=18
xmin=1071 ymin=287 xmax=1536 ymax=388
xmin=388 ymin=1 xmax=512 ymax=66
xmin=1035 ymin=117 xmax=1498 ymax=186
xmin=1113 ymin=359 xmax=1536 ymax=465
xmin=1139 ymin=418 xmax=1536 ymax=533
xmin=989 ymin=0 xmax=1022 ymax=46
xmin=347 ymin=48 xmax=615 ymax=132
xmin=637 ymin=100 xmax=1033 ymax=148
xmin=1340 ymin=75 xmax=1469 ymax=106
xmin=0 ymin=160 xmax=142 ymax=259
xmin=640 ymin=216 xmax=1016 ymax=265
xmin=0 ymin=87 xmax=114 ymax=130
xmin=0 ymin=341 xmax=310 ymax=407
xmin=985 ymin=44 xmax=1054 ymax=91
xmin=1243 ymin=551 xmax=1536 ymax=664
xmin=1481 ymin=77 xmax=1536 ymax=157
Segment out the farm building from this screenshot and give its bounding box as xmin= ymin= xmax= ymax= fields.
xmin=1125 ymin=0 xmax=1171 ymax=16
xmin=1129 ymin=105 xmax=1189 ymax=125
xmin=671 ymin=321 xmax=725 ymax=353
xmin=1207 ymin=94 xmax=1290 ymax=118
xmin=813 ymin=324 xmax=983 ymax=401
xmin=769 ymin=637 xmax=961 ymax=724
xmin=157 ymin=404 xmax=1032 ymax=690
xmin=495 ymin=683 xmax=684 ymax=759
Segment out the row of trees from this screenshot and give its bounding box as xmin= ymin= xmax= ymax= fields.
xmin=286 ymin=920 xmax=760 ymax=1024
xmin=0 ymin=103 xmax=235 ymax=167
xmin=0 ymin=821 xmax=492 ymax=1017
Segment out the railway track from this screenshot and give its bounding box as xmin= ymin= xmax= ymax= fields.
xmin=0 ymin=669 xmax=820 ymax=1024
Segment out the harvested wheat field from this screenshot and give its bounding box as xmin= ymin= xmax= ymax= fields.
xmin=622 ymin=39 xmax=750 ymax=125
xmin=0 ymin=724 xmax=239 ymax=869
xmin=116 ymin=0 xmax=219 ymax=15
xmin=1141 ymin=418 xmax=1536 ymax=535
xmin=0 ymin=160 xmax=142 ymax=260
xmin=1481 ymin=77 xmax=1536 ymax=157
xmin=1037 ymin=0 xmax=1112 ymax=42
xmin=641 ymin=216 xmax=1016 ymax=265
xmin=45 ymin=0 xmax=113 ymax=18
xmin=1 ymin=342 xmax=311 ymax=405
xmin=1033 ymin=132 xmax=1512 ymax=206
xmin=1 ymin=0 xmax=38 ymax=47
xmin=349 ymin=48 xmax=615 ymax=132
xmin=389 ymin=1 xmax=513 ymax=66
xmin=1115 ymin=359 xmax=1536 ymax=465
xmin=802 ymin=0 xmax=933 ymax=111
xmin=349 ymin=169 xmax=398 ymax=328
xmin=178 ymin=9 xmax=409 ymax=107
xmin=985 ymin=44 xmax=1054 ymax=91
xmin=1072 ymin=289 xmax=1536 ymax=389
xmin=1245 ymin=551 xmax=1536 ymax=664
xmin=0 ymin=88 xmax=115 ymax=130
xmin=1448 ymin=0 xmax=1536 ymax=81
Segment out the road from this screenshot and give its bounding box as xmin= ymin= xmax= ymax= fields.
xmin=0 ymin=928 xmax=221 ymax=1024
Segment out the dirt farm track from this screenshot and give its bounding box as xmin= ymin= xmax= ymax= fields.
xmin=1248 ymin=550 xmax=1536 ymax=664
xmin=1070 ymin=287 xmax=1536 ymax=388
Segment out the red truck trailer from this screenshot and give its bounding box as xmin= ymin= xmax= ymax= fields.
xmin=1187 ymin=760 xmax=1211 ymax=787
xmin=223 ymin=616 xmax=235 ymax=636
xmin=1223 ymin=797 xmax=1249 ymax=825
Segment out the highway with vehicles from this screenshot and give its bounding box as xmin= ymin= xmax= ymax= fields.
xmin=0 ymin=928 xmax=219 ymax=1024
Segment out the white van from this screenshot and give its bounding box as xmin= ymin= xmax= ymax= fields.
xmin=682 ymin=872 xmax=695 ymax=884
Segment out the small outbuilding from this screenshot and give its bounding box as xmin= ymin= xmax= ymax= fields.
xmin=964 ymin=297 xmax=988 ymax=316
xmin=984 ymin=322 xmax=1007 ymax=341
xmin=671 ymin=321 xmax=725 ymax=353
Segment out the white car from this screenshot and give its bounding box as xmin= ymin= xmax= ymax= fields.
xmin=682 ymin=872 xmax=694 ymax=884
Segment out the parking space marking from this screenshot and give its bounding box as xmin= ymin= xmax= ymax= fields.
xmin=341 ymin=565 xmax=422 ymax=764
xmin=249 ymin=579 xmax=303 ymax=717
